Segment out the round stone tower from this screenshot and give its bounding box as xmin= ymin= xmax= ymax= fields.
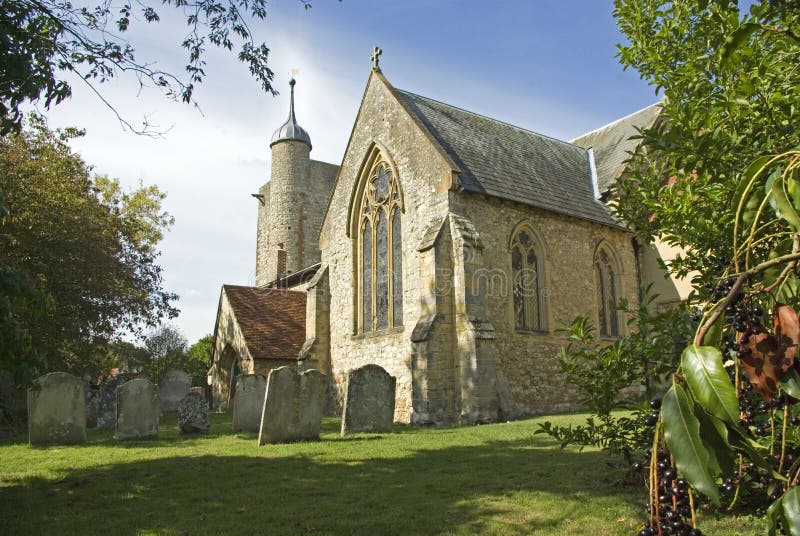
xmin=261 ymin=78 xmax=312 ymax=284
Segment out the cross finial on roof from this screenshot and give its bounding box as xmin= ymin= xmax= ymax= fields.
xmin=371 ymin=46 xmax=382 ymax=71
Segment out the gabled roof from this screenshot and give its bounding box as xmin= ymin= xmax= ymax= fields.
xmin=392 ymin=89 xmax=620 ymax=228
xmin=571 ymin=102 xmax=662 ymax=195
xmin=222 ymin=285 xmax=306 ymax=361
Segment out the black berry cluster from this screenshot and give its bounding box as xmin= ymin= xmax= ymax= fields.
xmin=635 ymin=400 xmax=703 ymax=536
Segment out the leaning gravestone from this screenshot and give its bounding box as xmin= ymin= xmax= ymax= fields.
xmin=159 ymin=370 xmax=191 ymax=413
xmin=115 ymin=378 xmax=159 ymax=440
xmin=232 ymin=375 xmax=267 ymax=433
xmin=177 ymin=387 xmax=209 ymax=434
xmin=258 ymin=367 xmax=325 ymax=445
xmin=341 ymin=364 xmax=396 ymax=435
xmin=96 ymin=373 xmax=134 ymax=430
xmin=27 ymin=372 xmax=86 ymax=445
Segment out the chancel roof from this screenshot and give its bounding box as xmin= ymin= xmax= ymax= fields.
xmin=222 ymin=285 xmax=306 ymax=361
xmin=393 ymin=88 xmax=620 ymax=228
xmin=571 ymin=102 xmax=662 ymax=195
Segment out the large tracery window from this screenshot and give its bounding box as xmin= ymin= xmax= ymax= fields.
xmin=357 ymin=160 xmax=403 ymax=333
xmin=595 ymin=245 xmax=620 ymax=337
xmin=511 ymin=227 xmax=545 ymax=331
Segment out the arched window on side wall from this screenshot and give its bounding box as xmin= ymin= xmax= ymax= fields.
xmin=595 ymin=243 xmax=621 ymax=337
xmin=510 ymin=224 xmax=547 ymax=331
xmin=354 ymin=152 xmax=403 ymax=333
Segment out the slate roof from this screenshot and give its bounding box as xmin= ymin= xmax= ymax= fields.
xmin=571 ymin=102 xmax=662 ymax=195
xmin=393 ymin=89 xmax=620 ymax=228
xmin=222 ymin=285 xmax=306 ymax=361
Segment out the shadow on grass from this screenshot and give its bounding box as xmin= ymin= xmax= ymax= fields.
xmin=0 ymin=432 xmax=642 ymax=535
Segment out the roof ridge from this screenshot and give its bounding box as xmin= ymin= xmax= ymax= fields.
xmin=394 ymin=88 xmax=582 ymax=151
xmin=571 ymin=101 xmax=662 ymax=143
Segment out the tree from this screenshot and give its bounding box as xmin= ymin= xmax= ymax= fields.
xmin=138 ymin=326 xmax=209 ymax=385
xmin=186 ymin=334 xmax=213 ymax=385
xmin=0 ymin=0 xmax=317 ymax=134
xmin=0 ymin=114 xmax=177 ymax=378
xmin=612 ymin=0 xmax=800 ymax=533
xmin=0 ymin=195 xmax=50 ymax=388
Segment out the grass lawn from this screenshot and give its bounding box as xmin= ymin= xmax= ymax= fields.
xmin=0 ymin=412 xmax=762 ymax=535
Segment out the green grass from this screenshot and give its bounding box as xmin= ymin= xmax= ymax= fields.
xmin=0 ymin=413 xmax=762 ymax=535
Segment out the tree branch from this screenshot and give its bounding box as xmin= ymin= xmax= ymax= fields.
xmin=695 ymin=248 xmax=800 ymax=345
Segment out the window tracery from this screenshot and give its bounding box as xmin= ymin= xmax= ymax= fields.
xmin=595 ymin=245 xmax=620 ymax=337
xmin=356 ymin=160 xmax=403 ymax=332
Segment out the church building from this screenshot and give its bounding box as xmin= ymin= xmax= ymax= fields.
xmin=209 ymin=52 xmax=686 ymax=424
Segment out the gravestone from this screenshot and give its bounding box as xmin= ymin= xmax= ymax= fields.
xmin=27 ymin=372 xmax=86 ymax=445
xmin=96 ymin=373 xmax=134 ymax=430
xmin=177 ymin=387 xmax=209 ymax=434
xmin=341 ymin=364 xmax=396 ymax=435
xmin=232 ymin=375 xmax=267 ymax=433
xmin=115 ymin=378 xmax=159 ymax=440
xmin=159 ymin=370 xmax=191 ymax=413
xmin=258 ymin=367 xmax=325 ymax=445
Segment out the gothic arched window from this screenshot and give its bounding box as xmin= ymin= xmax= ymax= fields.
xmin=511 ymin=226 xmax=545 ymax=331
xmin=356 ymin=159 xmax=403 ymax=333
xmin=595 ymin=245 xmax=621 ymax=337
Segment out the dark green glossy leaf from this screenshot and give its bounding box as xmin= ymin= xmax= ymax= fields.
xmin=771 ymin=170 xmax=800 ymax=231
xmin=694 ymin=406 xmax=736 ymax=478
xmin=682 ymin=345 xmax=739 ymax=426
xmin=785 ymin=487 xmax=800 ymax=536
xmin=783 ymin=369 xmax=800 ymax=400
xmin=662 ymin=384 xmax=720 ymax=504
xmin=767 ymin=495 xmax=783 ymax=536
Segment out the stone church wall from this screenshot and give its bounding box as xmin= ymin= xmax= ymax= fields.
xmin=320 ymin=73 xmax=453 ymax=423
xmin=456 ymin=194 xmax=640 ymax=415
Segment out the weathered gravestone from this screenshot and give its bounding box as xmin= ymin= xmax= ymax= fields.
xmin=232 ymin=375 xmax=267 ymax=433
xmin=116 ymin=378 xmax=159 ymax=440
xmin=258 ymin=367 xmax=325 ymax=445
xmin=341 ymin=364 xmax=396 ymax=435
xmin=96 ymin=373 xmax=134 ymax=430
xmin=27 ymin=372 xmax=86 ymax=445
xmin=177 ymin=387 xmax=209 ymax=434
xmin=159 ymin=370 xmax=191 ymax=413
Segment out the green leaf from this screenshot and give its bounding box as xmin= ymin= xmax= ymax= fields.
xmin=783 ymin=369 xmax=800 ymax=400
xmin=662 ymin=384 xmax=720 ymax=504
xmin=771 ymin=171 xmax=800 ymax=231
xmin=721 ymin=23 xmax=760 ymax=61
xmin=733 ymin=155 xmax=773 ymax=209
xmin=694 ymin=407 xmax=736 ymax=478
xmin=785 ymin=487 xmax=800 ymax=536
xmin=767 ymin=495 xmax=783 ymax=536
xmin=681 ymin=345 xmax=740 ymax=426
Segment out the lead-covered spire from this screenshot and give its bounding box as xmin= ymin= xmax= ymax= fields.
xmin=270 ymin=78 xmax=312 ymax=149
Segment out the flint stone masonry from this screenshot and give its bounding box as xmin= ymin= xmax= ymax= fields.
xmin=27 ymin=372 xmax=86 ymax=445
xmin=96 ymin=373 xmax=134 ymax=430
xmin=341 ymin=364 xmax=396 ymax=435
xmin=115 ymin=378 xmax=159 ymax=440
xmin=232 ymin=375 xmax=267 ymax=433
xmin=159 ymin=370 xmax=192 ymax=413
xmin=258 ymin=367 xmax=324 ymax=444
xmin=177 ymin=387 xmax=209 ymax=434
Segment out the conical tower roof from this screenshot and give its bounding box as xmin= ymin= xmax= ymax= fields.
xmin=270 ymin=78 xmax=312 ymax=149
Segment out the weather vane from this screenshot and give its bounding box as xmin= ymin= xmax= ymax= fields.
xmin=371 ymin=46 xmax=382 ymax=71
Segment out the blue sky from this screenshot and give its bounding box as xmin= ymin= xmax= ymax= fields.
xmin=37 ymin=0 xmax=656 ymax=343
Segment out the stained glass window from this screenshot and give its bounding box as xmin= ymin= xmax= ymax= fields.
xmin=595 ymin=247 xmax=620 ymax=337
xmin=357 ymin=156 xmax=403 ymax=333
xmin=511 ymin=229 xmax=542 ymax=330
xmin=392 ymin=206 xmax=403 ymax=327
